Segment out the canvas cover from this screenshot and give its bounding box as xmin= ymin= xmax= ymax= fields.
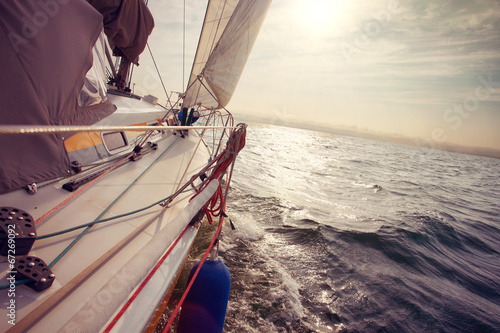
xmin=183 ymin=0 xmax=272 ymax=110
xmin=0 ymin=0 xmax=114 ymax=193
xmin=87 ymin=0 xmax=154 ymax=64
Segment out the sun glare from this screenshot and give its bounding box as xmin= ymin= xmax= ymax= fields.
xmin=292 ymin=0 xmax=348 ymax=34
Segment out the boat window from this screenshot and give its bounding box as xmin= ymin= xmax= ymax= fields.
xmin=79 ymin=32 xmax=108 ymax=107
xmin=102 ymin=132 xmax=128 ymax=151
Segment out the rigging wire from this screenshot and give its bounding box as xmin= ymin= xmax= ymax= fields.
xmin=161 ymin=124 xmax=246 ymax=331
xmin=36 ymin=187 xmax=194 ymax=240
xmin=0 ymin=124 xmax=236 ymax=135
xmin=34 ymin=152 xmax=134 ymax=227
xmin=183 ymin=0 xmax=186 ymax=89
xmin=45 ymin=136 xmax=181 ymax=269
xmin=146 ymin=43 xmax=173 ymax=108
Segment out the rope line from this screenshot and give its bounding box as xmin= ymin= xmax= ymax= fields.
xmin=103 ymin=223 xmax=192 ymax=332
xmin=0 ymin=124 xmax=235 ymax=135
xmin=35 ymin=153 xmax=134 ymax=226
xmin=162 ymin=124 xmax=246 ymax=331
xmin=46 ymin=136 xmax=181 ymax=269
xmin=36 ymin=188 xmax=192 ymax=240
xmin=162 ymin=181 xmax=228 ymax=333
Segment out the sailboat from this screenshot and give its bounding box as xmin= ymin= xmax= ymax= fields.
xmin=0 ymin=0 xmax=271 ymax=332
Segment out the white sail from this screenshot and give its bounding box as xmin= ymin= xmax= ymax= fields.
xmin=183 ymin=0 xmax=272 ymax=110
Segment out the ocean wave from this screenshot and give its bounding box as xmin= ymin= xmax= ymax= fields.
xmin=221 ymin=124 xmax=500 ymax=332
xmin=221 ymin=221 xmax=306 ymax=332
xmin=266 ymin=225 xmax=326 ymax=246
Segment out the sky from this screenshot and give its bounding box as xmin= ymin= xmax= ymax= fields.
xmin=135 ymin=0 xmax=500 ymax=152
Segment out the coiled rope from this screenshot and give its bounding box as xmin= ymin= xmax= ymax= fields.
xmin=162 ymin=124 xmax=246 ymax=331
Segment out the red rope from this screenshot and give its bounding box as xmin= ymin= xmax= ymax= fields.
xmin=162 ymin=189 xmax=227 ymax=333
xmin=188 ymin=126 xmax=245 ymax=224
xmin=200 ymin=183 xmax=223 ymax=225
xmin=35 ymin=153 xmax=134 ymax=226
xmin=161 ymin=125 xmax=245 ymax=331
xmin=104 ymin=178 xmax=227 ymax=332
xmin=103 ymin=224 xmax=192 ymax=332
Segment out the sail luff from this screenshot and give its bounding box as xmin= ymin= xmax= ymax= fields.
xmin=188 ymin=1 xmax=231 ymax=80
xmin=204 ymin=0 xmax=271 ymax=108
xmin=184 ymin=0 xmax=238 ymax=109
xmin=184 ymin=0 xmax=211 ymax=98
xmin=183 ymin=0 xmax=271 ymax=110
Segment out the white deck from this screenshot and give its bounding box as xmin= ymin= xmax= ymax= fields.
xmin=0 ymin=123 xmax=214 ymax=332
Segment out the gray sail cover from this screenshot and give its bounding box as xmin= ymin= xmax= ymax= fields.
xmin=0 ymin=0 xmax=112 ymax=193
xmin=87 ymin=0 xmax=154 ymax=64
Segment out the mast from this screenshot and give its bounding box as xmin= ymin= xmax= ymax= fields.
xmin=87 ymin=0 xmax=155 ymax=93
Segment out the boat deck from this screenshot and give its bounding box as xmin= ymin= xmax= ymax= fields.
xmin=0 ymin=131 xmax=213 ymax=332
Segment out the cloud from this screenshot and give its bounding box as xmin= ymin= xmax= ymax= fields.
xmin=134 ymin=0 xmax=500 ymax=151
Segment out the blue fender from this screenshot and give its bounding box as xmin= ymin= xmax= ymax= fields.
xmin=177 ymin=259 xmax=231 ymax=333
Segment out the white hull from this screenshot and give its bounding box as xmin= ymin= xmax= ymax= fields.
xmin=0 ymin=0 xmax=271 ymax=330
xmin=0 ymin=96 xmax=217 ymax=332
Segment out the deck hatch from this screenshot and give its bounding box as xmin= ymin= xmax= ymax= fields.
xmin=102 ymin=131 xmax=128 ymax=152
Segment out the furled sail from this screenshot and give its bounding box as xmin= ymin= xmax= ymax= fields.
xmin=87 ymin=0 xmax=154 ymax=64
xmin=183 ymin=0 xmax=272 ymax=110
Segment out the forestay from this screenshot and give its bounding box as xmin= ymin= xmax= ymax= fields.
xmin=183 ymin=0 xmax=272 ymax=110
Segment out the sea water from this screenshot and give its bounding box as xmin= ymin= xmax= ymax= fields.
xmin=217 ymin=123 xmax=500 ymax=332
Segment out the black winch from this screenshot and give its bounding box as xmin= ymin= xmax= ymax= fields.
xmin=0 ymin=207 xmax=36 ymax=256
xmin=15 ymin=256 xmax=55 ymax=291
